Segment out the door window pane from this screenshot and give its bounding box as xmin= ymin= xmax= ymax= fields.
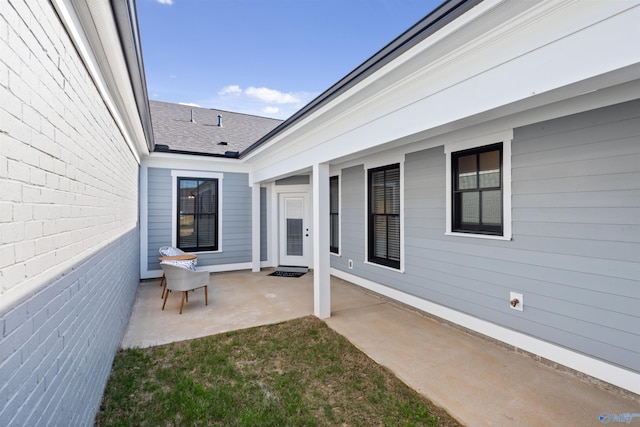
xmin=285 ymin=197 xmax=304 ymax=256
xmin=287 ymin=218 xmax=303 ymax=256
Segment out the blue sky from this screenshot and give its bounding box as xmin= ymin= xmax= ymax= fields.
xmin=137 ymin=0 xmax=443 ymax=119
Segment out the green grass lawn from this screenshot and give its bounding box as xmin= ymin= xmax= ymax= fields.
xmin=96 ymin=316 xmax=461 ymax=426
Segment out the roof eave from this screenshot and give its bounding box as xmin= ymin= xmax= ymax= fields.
xmin=240 ymin=0 xmax=482 ymax=158
xmin=153 ymin=147 xmax=240 ymax=159
xmin=111 ymin=0 xmax=155 ymax=152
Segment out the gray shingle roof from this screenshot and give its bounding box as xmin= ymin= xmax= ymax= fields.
xmin=149 ymin=100 xmax=283 ymax=157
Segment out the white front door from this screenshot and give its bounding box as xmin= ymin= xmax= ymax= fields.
xmin=279 ymin=192 xmax=311 ymax=267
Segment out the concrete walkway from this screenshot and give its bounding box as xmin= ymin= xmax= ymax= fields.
xmin=122 ymin=270 xmax=639 ymax=426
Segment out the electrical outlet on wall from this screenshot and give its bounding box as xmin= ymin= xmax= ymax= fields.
xmin=510 ymin=292 xmax=523 ymax=311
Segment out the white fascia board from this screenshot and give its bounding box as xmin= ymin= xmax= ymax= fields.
xmin=252 ymin=73 xmax=639 ymax=184
xmin=51 ymin=0 xmax=149 ymax=162
xmin=337 ymin=1 xmax=640 ymax=142
xmin=252 ymin=162 xmax=313 ymax=184
xmin=144 ymin=152 xmax=252 ymax=174
xmin=242 ymin=0 xmax=500 ymax=164
xmin=248 ymin=0 xmax=640 ymax=183
xmin=242 ymin=0 xmax=522 ymax=165
xmin=330 ymin=75 xmax=639 ymax=182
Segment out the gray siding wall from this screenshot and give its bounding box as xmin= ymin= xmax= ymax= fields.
xmin=147 ymin=169 xmax=253 ymax=270
xmin=332 ymin=165 xmax=366 ymax=272
xmin=332 ymin=101 xmax=640 ymax=372
xmin=148 ymin=167 xmax=173 ymax=269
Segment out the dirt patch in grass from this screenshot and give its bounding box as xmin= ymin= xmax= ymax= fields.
xmin=96 ymin=316 xmax=461 ymax=426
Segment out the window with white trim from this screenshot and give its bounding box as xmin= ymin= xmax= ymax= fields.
xmin=329 ymin=175 xmax=339 ymax=254
xmin=177 ymin=177 xmax=218 ymax=251
xmin=445 ymin=131 xmax=512 ymax=240
xmin=368 ymin=163 xmax=400 ymax=269
xmin=452 ymin=143 xmax=502 ymax=235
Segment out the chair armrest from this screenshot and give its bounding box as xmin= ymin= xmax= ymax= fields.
xmin=161 ymin=263 xmax=210 ymax=291
xmin=193 ymin=269 xmax=210 ymax=284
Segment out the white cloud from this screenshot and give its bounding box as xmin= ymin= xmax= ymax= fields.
xmin=207 ymin=84 xmax=318 ymax=119
xmin=156 ymin=0 xmax=173 ymax=5
xmin=179 ymin=102 xmax=201 ymax=107
xmin=218 ymin=85 xmax=242 ymax=96
xmin=245 ymin=86 xmax=300 ymax=104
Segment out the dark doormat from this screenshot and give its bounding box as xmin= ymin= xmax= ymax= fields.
xmin=269 ymin=271 xmax=306 ymax=278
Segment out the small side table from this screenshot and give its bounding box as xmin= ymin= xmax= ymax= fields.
xmin=159 ymin=254 xmax=197 ymax=262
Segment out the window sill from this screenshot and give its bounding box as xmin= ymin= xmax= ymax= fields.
xmin=364 ymin=261 xmax=404 ymax=273
xmin=330 ymin=252 xmax=341 ymax=257
xmin=445 ymin=232 xmax=512 ymax=241
xmin=182 ymin=249 xmax=222 ymax=255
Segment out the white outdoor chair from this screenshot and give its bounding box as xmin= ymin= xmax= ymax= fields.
xmin=158 ymin=246 xmax=197 ymax=298
xmin=160 ymin=262 xmax=209 ymax=314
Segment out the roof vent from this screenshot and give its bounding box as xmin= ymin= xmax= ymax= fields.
xmin=217 ymin=114 xmax=223 ymax=127
xmin=190 ymin=109 xmax=195 ymax=123
xmin=217 ymin=141 xmax=228 ymax=145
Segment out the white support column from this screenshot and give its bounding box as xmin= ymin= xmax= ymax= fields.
xmin=251 ymin=183 xmax=261 ymax=272
xmin=313 ymin=163 xmax=331 ymax=318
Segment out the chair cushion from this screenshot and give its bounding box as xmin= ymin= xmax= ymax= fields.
xmin=161 ymin=259 xmax=197 ymax=271
xmin=159 ymin=246 xmax=184 ymax=257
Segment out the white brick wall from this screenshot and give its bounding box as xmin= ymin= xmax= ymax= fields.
xmin=0 ymin=1 xmax=142 ymax=425
xmin=0 ymin=0 xmax=139 ymax=298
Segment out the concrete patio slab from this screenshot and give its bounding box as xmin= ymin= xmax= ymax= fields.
xmin=122 ymin=269 xmax=315 ymax=348
xmin=121 ymin=269 xmax=639 ymax=426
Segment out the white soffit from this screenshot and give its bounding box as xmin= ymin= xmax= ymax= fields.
xmin=51 ymin=0 xmax=150 ymax=162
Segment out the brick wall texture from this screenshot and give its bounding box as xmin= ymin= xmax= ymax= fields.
xmin=1 ymin=1 xmax=141 ymax=424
